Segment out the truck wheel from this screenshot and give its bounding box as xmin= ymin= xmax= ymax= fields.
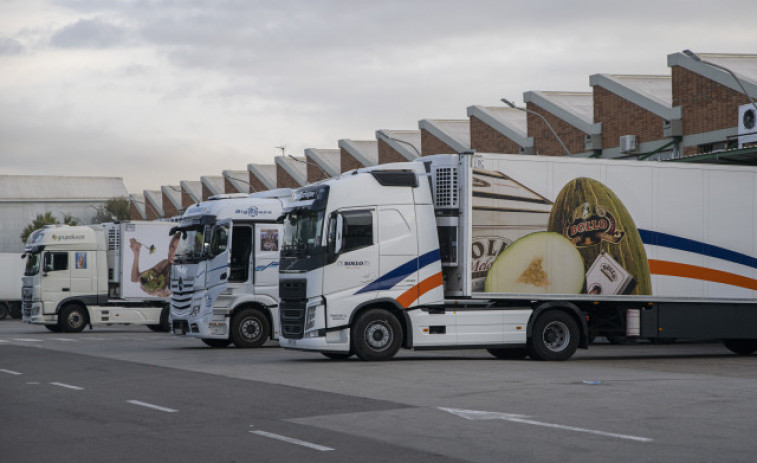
xmin=528 ymin=311 xmax=579 ymax=361
xmin=147 ymin=307 xmax=171 ymax=332
xmin=353 ymin=308 xmax=402 ymax=361
xmin=486 ymin=347 xmax=528 ymax=360
xmin=202 ymin=338 xmax=232 ymax=348
xmin=230 ymin=309 xmax=269 ymax=348
xmin=723 ymin=339 xmax=757 ymax=355
xmin=45 ymin=324 xmax=61 ymax=332
xmin=59 ymin=304 xmax=88 ymax=333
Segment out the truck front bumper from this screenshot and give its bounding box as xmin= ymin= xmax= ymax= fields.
xmin=278 ymin=327 xmax=351 ymax=354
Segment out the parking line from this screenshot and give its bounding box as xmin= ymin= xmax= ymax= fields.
xmin=0 ymin=369 xmax=22 ymax=375
xmin=127 ymin=400 xmax=178 ymax=413
xmin=250 ymin=430 xmax=334 ymax=452
xmin=13 ymin=338 xmax=43 ymax=342
xmin=50 ymin=382 xmax=84 ymax=391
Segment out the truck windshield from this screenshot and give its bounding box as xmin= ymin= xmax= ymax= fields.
xmin=283 ymin=210 xmax=325 ymax=252
xmin=174 ymin=226 xmax=208 ymax=262
xmin=25 ymin=252 xmax=41 ymax=276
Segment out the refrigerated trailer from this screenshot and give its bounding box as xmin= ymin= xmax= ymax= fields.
xmin=22 ymin=222 xmax=175 ymax=332
xmin=278 ymin=153 xmax=757 ymax=360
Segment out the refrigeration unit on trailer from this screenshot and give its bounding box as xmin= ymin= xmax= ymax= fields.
xmin=22 ymin=222 xmax=177 ymax=332
xmin=169 ymin=190 xmax=291 ymax=348
xmin=278 ymin=153 xmax=757 ymax=360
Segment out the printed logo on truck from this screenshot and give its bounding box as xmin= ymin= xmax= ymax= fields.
xmin=338 ymin=260 xmax=371 ymax=269
xmin=564 ymin=204 xmax=624 ymax=246
xmin=235 ymin=206 xmax=274 ymax=217
xmin=52 ymin=233 xmax=86 ymax=241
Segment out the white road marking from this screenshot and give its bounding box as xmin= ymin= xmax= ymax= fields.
xmin=13 ymin=338 xmax=43 ymax=342
xmin=0 ymin=369 xmax=22 ymax=375
xmin=440 ymin=407 xmax=653 ymax=443
xmin=250 ymin=430 xmax=334 ymax=452
xmin=50 ymin=382 xmax=84 ymax=390
xmin=51 ymin=338 xmax=77 ymax=342
xmin=0 ymin=339 xmax=10 ymax=343
xmin=127 ymin=400 xmax=178 ymax=413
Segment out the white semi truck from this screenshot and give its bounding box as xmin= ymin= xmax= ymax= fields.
xmin=168 ymin=190 xmax=291 ymax=348
xmin=278 ymin=153 xmax=757 ymax=360
xmin=22 ymin=221 xmax=176 ymax=332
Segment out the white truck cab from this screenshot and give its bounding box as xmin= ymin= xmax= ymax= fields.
xmin=169 ymin=190 xmax=291 ymax=347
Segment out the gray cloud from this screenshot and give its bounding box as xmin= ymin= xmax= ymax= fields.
xmin=0 ymin=37 xmax=24 ymax=55
xmin=50 ymin=17 xmax=129 ymax=48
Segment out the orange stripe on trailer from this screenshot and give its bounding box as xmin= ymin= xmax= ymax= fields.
xmin=648 ymin=260 xmax=757 ymax=291
xmin=396 ymin=272 xmax=444 ymax=309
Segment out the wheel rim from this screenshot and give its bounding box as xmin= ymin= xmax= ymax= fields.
xmin=542 ymin=320 xmax=570 ymax=352
xmin=67 ymin=311 xmax=84 ymax=329
xmin=365 ymin=320 xmax=392 ymax=352
xmin=240 ymin=318 xmax=261 ymax=341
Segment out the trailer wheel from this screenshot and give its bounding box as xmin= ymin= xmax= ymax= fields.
xmin=353 ymin=308 xmax=402 ymax=361
xmin=147 ymin=307 xmax=171 ymax=332
xmin=230 ymin=309 xmax=269 ymax=348
xmin=59 ymin=304 xmax=88 ymax=333
xmin=201 ymin=338 xmax=232 ymax=348
xmin=723 ymin=339 xmax=757 ymax=355
xmin=486 ymin=347 xmax=528 ymax=360
xmin=0 ymin=302 xmax=8 ymax=320
xmin=528 ymin=311 xmax=579 ymax=361
xmin=45 ymin=324 xmax=61 ymax=332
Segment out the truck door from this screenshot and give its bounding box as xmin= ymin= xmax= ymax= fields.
xmin=323 ymin=209 xmax=378 ymax=322
xmin=41 ymin=251 xmax=71 ymax=313
xmin=253 ymin=224 xmax=282 ymax=292
xmin=70 ymin=251 xmax=95 ymax=295
xmin=206 ymin=220 xmax=232 ymax=291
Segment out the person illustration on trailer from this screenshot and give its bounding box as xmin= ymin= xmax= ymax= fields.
xmin=130 ymin=233 xmax=180 ymax=297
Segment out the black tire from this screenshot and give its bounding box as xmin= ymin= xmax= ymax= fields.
xmin=230 ymin=309 xmax=270 ymax=348
xmin=723 ymin=339 xmax=757 ymax=355
xmin=0 ymin=302 xmax=8 ymax=320
xmin=322 ymin=352 xmax=353 ymax=360
xmin=44 ymin=324 xmax=61 ymax=332
xmin=202 ymin=338 xmax=232 ymax=348
xmin=58 ymin=304 xmax=88 ymax=333
xmin=352 ymin=308 xmax=402 ymax=361
xmin=487 ymin=347 xmax=528 ymax=360
xmin=147 ymin=307 xmax=171 ymax=332
xmin=528 ymin=311 xmax=579 ymax=361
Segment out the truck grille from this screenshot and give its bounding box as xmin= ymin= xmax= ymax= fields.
xmin=170 ymin=276 xmax=195 ymax=311
xmin=279 ymin=300 xmax=306 ymax=339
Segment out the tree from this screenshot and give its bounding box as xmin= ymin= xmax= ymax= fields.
xmin=19 ymin=212 xmax=76 ymax=244
xmin=93 ymin=196 xmax=130 ymax=224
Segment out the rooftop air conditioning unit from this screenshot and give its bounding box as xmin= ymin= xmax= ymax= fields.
xmin=619 ymin=135 xmax=639 ymax=154
xmin=738 ymin=103 xmax=757 ymax=148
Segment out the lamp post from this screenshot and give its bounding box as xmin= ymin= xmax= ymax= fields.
xmin=382 ymin=134 xmax=422 ymax=158
xmin=682 ymin=50 xmax=757 ymax=115
xmin=501 ymin=97 xmax=571 ymax=156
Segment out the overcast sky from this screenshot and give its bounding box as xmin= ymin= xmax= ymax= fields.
xmin=2 ymin=0 xmax=757 ymax=194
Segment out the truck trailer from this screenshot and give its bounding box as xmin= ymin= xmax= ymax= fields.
xmin=278 ymin=153 xmax=757 ymax=360
xmin=1 ymin=253 xmax=25 ymax=319
xmin=22 ymin=221 xmax=176 ymax=332
xmin=169 ymin=190 xmax=291 ymax=347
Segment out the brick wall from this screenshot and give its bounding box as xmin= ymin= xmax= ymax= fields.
xmin=594 ymin=86 xmax=665 ymax=148
xmin=129 ymin=202 xmax=142 ymax=220
xmin=469 ymin=116 xmax=523 ymax=153
xmin=201 ymin=184 xmax=212 ymax=201
xmin=248 ymin=172 xmax=269 ymax=192
xmin=145 ymin=201 xmax=161 ymax=220
xmin=526 ymin=103 xmax=586 ymax=156
xmin=378 ymin=139 xmax=410 ymax=164
xmin=340 ymin=148 xmax=364 ymax=173
xmin=307 ymin=161 xmax=327 ymax=182
xmin=421 ymin=129 xmax=456 ymax=156
xmin=673 ymin=66 xmax=750 ymax=155
xmin=162 ymin=191 xmax=180 ymax=217
xmin=224 ymin=177 xmax=247 ymax=194
xmin=277 ymin=166 xmax=301 ymax=189
xmin=181 ymin=192 xmax=195 ymax=210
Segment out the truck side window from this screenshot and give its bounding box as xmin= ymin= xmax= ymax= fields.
xmin=229 ymin=226 xmax=252 ymax=282
xmin=44 ymin=252 xmax=68 ymax=272
xmin=209 ymin=225 xmax=228 ymax=257
xmin=342 ymin=211 xmax=373 ymax=253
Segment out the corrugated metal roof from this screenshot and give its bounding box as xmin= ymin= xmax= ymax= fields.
xmin=338 ymin=139 xmax=379 ymax=167
xmin=201 ymin=176 xmax=225 ymax=196
xmin=0 ymin=175 xmax=127 ymax=201
xmin=248 ymin=164 xmax=277 ymax=190
xmin=180 ymin=180 xmax=202 ymax=203
xmin=376 ymin=130 xmax=422 ymax=160
xmin=305 ymin=148 xmax=341 ymax=177
xmin=275 ymin=156 xmax=307 ymax=186
xmin=418 ymin=119 xmax=471 ymax=152
xmin=161 ymin=186 xmax=182 ymax=210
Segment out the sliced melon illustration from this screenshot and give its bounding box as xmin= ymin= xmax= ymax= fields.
xmin=484 ymin=232 xmax=584 ymax=294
